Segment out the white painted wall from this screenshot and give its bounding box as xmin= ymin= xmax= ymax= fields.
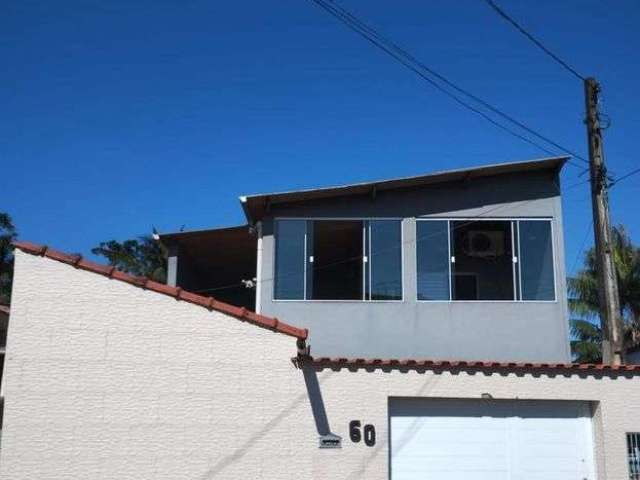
xmin=2 ymin=251 xmax=640 ymax=480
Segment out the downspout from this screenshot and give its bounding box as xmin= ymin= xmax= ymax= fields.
xmin=255 ymin=221 xmax=263 ymax=314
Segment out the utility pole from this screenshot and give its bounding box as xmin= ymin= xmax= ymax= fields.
xmin=584 ymin=77 xmax=624 ymax=365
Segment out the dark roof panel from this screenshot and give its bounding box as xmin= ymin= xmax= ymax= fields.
xmin=158 ymin=224 xmax=252 ymax=247
xmin=240 ymin=156 xmax=568 ymax=222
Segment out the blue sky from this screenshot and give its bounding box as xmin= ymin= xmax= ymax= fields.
xmin=2 ymin=0 xmax=638 ymax=272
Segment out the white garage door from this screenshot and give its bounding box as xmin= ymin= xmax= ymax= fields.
xmin=390 ymin=398 xmax=595 ymax=480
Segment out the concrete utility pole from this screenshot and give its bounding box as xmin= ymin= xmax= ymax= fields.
xmin=584 ymin=77 xmax=624 ymax=365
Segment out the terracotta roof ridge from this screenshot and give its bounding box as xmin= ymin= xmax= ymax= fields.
xmin=13 ymin=241 xmax=308 ymax=341
xmin=308 ymin=356 xmax=640 ymax=373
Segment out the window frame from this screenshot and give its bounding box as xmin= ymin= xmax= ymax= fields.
xmin=416 ymin=217 xmax=557 ymax=303
xmin=272 ymin=217 xmax=405 ymax=303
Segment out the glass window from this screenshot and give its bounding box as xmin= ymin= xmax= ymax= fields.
xmin=309 ymin=220 xmax=363 ymax=300
xmin=451 ymin=220 xmax=514 ymax=301
xmin=416 ymin=221 xmax=450 ymax=300
xmin=274 ymin=218 xmax=404 ymax=301
xmin=274 ymin=220 xmax=306 ymax=300
xmin=368 ymin=220 xmax=402 ymax=300
xmin=519 ymin=220 xmax=555 ymax=300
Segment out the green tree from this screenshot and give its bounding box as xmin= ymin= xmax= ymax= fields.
xmin=569 ymin=225 xmax=640 ymax=362
xmin=0 ymin=212 xmax=18 ymax=305
xmin=570 ymin=320 xmax=603 ymax=363
xmin=92 ymin=235 xmax=167 ymax=283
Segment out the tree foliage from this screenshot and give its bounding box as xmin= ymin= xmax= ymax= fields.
xmin=91 ymin=236 xmax=167 ymax=283
xmin=569 ymin=225 xmax=640 ymax=362
xmin=0 ymin=212 xmax=18 ymax=305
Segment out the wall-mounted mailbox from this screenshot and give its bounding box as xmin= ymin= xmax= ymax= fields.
xmin=319 ymin=433 xmax=342 ymax=449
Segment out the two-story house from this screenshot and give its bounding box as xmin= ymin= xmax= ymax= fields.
xmin=3 ymin=156 xmax=640 ymax=480
xmin=160 ymin=156 xmax=570 ymax=362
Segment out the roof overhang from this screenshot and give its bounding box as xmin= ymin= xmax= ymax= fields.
xmin=158 ymin=224 xmax=253 ymax=249
xmin=239 ymin=156 xmax=568 ymax=223
xmin=158 ymin=225 xmax=257 ymax=288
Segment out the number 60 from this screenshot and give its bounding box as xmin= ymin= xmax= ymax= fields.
xmin=349 ymin=420 xmax=376 ymax=446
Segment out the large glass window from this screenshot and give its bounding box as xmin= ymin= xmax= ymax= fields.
xmin=518 ymin=221 xmax=555 ymax=300
xmin=416 ymin=220 xmax=450 ymax=300
xmin=309 ymin=220 xmax=363 ymax=300
xmin=273 ymin=220 xmax=306 ymax=300
xmin=451 ymin=220 xmax=514 ymax=301
xmin=368 ymin=221 xmax=402 ymax=300
xmin=416 ymin=218 xmax=555 ymax=302
xmin=273 ymin=219 xmax=402 ymax=301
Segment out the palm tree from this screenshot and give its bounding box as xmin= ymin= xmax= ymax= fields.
xmin=570 ymin=320 xmax=602 ymax=363
xmin=0 ymin=212 xmax=18 ymax=305
xmin=569 ymin=225 xmax=640 ymax=362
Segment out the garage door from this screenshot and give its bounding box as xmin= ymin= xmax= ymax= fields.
xmin=390 ymin=398 xmax=595 ymax=480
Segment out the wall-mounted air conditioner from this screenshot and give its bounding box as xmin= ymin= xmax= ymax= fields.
xmin=465 ymin=230 xmax=505 ymax=258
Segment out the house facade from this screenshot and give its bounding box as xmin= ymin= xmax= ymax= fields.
xmin=1 ymin=244 xmax=640 ymax=480
xmin=2 ymin=157 xmax=640 ymax=480
xmin=164 ymin=157 xmax=570 ymax=362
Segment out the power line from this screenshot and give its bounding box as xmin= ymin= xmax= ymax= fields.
xmin=482 ymin=0 xmax=585 ymax=81
xmin=611 ymin=167 xmax=640 ymax=186
xmin=327 ymin=0 xmax=590 ymax=164
xmin=309 ymin=0 xmax=590 ymax=170
xmin=568 ymin=220 xmax=592 ymax=276
xmin=310 ymin=0 xmax=558 ymax=158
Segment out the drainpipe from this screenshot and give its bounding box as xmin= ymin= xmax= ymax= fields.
xmin=255 ymin=221 xmax=263 ymax=314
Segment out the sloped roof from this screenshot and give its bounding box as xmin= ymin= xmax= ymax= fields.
xmin=12 ymin=241 xmax=307 ymax=340
xmin=240 ymin=156 xmax=568 ymax=223
xmin=158 ymin=224 xmax=251 ymax=246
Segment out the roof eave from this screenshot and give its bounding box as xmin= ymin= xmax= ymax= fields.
xmin=240 ymin=156 xmax=569 ymax=222
xmin=239 ymin=195 xmax=254 ymax=225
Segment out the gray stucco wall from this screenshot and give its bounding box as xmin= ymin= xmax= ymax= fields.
xmin=257 ymin=170 xmax=572 ymax=363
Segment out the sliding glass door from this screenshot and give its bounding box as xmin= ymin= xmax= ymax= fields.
xmin=416 ymin=218 xmax=556 ymax=302
xmin=274 ymin=219 xmax=403 ymax=301
xmin=450 ymin=220 xmax=514 ymax=301
xmin=368 ymin=220 xmax=403 ymax=300
xmin=309 ymin=220 xmax=363 ymax=300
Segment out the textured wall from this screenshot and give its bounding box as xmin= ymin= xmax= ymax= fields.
xmin=2 ymin=251 xmax=639 ymax=480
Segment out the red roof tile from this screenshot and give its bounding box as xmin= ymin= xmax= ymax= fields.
xmin=13 ymin=241 xmax=308 ymax=341
xmin=308 ymin=356 xmax=640 ymax=375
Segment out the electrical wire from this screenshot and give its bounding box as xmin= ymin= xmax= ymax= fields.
xmin=611 ymin=167 xmax=640 ymax=187
xmin=309 ymin=0 xmax=557 ymax=159
xmin=482 ymin=0 xmax=585 ymax=81
xmin=309 ymin=0 xmax=590 ymax=170
xmin=568 ymin=220 xmax=593 ymax=277
xmin=323 ymin=0 xmax=590 ymax=164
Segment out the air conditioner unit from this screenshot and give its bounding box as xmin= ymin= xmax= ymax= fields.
xmin=465 ymin=230 xmax=505 ymax=257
